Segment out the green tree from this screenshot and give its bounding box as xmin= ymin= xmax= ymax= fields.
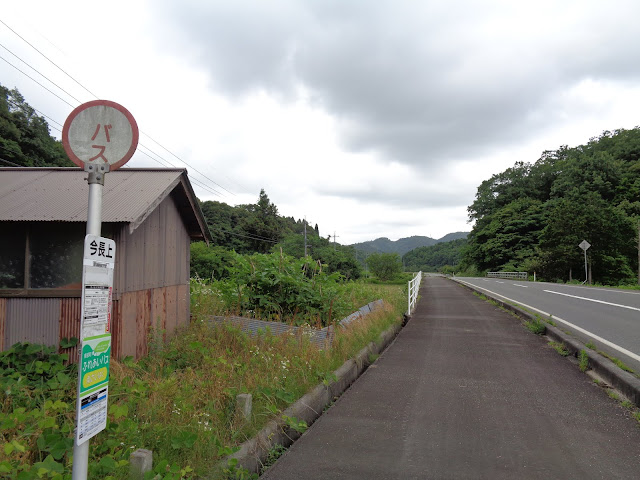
xmin=0 ymin=84 xmax=72 ymax=167
xmin=367 ymin=252 xmax=402 ymax=281
xmin=190 ymin=242 xmax=235 ymax=280
xmin=237 ymin=189 xmax=288 ymax=253
xmin=464 ymin=128 xmax=640 ymax=284
xmin=403 ymin=238 xmax=467 ymax=272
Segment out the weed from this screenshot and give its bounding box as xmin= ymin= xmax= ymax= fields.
xmin=281 ymin=415 xmax=307 ymax=434
xmin=598 ymin=351 xmax=635 ymax=374
xmin=585 ymin=341 xmax=596 ymax=350
xmin=634 ymin=411 xmax=640 ymax=423
xmin=548 ymin=341 xmax=570 ymax=356
xmin=607 ymin=390 xmax=620 ymax=401
xmin=261 ymin=443 xmax=287 ymax=472
xmin=621 ymin=400 xmax=634 ymax=410
xmin=525 ymin=319 xmax=546 ymax=335
xmin=578 ymin=350 xmax=589 ymax=372
xmin=368 ymin=353 xmax=380 ymax=363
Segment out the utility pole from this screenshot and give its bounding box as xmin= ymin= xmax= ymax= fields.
xmin=333 ymin=231 xmax=339 ymax=250
xmin=304 ymin=218 xmax=308 ymax=257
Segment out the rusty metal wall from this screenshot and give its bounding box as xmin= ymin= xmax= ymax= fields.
xmin=117 ymin=285 xmax=189 ymax=359
xmin=59 ymin=297 xmax=81 ymax=362
xmin=5 ymin=298 xmax=60 ymax=347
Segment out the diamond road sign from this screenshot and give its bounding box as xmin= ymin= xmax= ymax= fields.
xmin=579 ymin=240 xmax=591 ymax=251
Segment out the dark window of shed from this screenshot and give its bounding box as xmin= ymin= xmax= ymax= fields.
xmin=29 ymin=224 xmax=85 ymax=289
xmin=0 ymin=225 xmax=26 ymax=288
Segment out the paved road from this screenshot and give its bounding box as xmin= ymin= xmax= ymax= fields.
xmin=454 ymin=277 xmax=640 ymax=372
xmin=261 ymin=276 xmax=640 ymax=479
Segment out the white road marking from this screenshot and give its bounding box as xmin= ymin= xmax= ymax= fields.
xmin=544 ymin=290 xmax=640 ymax=313
xmin=455 ymin=279 xmax=640 ymax=364
xmin=513 ymin=284 xmax=528 ymax=288
xmin=496 ymin=281 xmax=505 ymax=284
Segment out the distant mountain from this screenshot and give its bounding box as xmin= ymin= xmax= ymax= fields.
xmin=432 ymin=231 xmax=469 ymax=243
xmin=351 ymin=232 xmax=469 ymax=257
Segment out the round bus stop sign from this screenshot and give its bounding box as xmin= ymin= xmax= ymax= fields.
xmin=62 ymin=100 xmax=138 ymax=170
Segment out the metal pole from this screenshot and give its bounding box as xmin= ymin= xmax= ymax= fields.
xmin=584 ymin=249 xmax=588 ymax=284
xmin=72 ymin=165 xmax=106 ymax=480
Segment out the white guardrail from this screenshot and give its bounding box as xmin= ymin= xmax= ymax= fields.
xmin=487 ymin=271 xmax=528 ymax=280
xmin=407 ymin=271 xmax=422 ymax=316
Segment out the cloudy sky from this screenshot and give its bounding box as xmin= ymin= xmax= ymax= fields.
xmin=2 ymin=1 xmax=640 ymax=244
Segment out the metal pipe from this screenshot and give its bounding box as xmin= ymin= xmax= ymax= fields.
xmin=72 ymin=165 xmax=106 ymax=480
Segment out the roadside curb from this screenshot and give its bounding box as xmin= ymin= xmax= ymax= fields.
xmin=452 ymin=277 xmax=640 ymax=407
xmin=215 ymin=316 xmax=405 ymax=477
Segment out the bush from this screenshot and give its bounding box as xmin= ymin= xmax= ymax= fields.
xmin=367 ymin=253 xmax=402 ymax=281
xmin=196 ymin=250 xmax=350 ymax=326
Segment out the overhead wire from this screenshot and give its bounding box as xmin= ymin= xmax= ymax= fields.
xmin=0 ymin=54 xmax=75 ymax=108
xmin=0 ymin=41 xmax=82 ymax=104
xmin=0 ymin=156 xmax=23 ymax=167
xmin=0 ymin=18 xmax=99 ymax=99
xmin=0 ymin=19 xmax=236 ymax=199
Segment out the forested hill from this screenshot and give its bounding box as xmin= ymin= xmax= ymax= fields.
xmin=463 ymin=128 xmax=640 ymax=285
xmin=403 ymin=238 xmax=467 ymax=272
xmin=0 ymin=84 xmax=73 ymax=167
xmin=351 ymin=232 xmax=468 ymax=257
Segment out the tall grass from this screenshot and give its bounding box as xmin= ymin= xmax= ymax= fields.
xmin=1 ymin=280 xmax=405 ymax=479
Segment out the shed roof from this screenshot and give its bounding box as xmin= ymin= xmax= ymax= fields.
xmin=0 ymin=168 xmax=212 ymax=241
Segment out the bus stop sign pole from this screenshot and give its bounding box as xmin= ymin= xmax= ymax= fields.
xmin=63 ymin=100 xmax=138 ymax=480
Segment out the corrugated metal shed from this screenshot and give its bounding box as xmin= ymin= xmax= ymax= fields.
xmin=0 ymin=168 xmax=211 ymax=241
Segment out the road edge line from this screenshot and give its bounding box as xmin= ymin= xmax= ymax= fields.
xmin=451 ymin=277 xmax=640 ymax=409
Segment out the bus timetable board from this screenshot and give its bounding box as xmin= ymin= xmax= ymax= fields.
xmin=76 ymin=235 xmax=115 ymax=445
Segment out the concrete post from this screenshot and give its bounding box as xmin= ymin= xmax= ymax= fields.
xmin=236 ymin=394 xmax=253 ymax=422
xmin=129 ymin=449 xmax=153 ymax=479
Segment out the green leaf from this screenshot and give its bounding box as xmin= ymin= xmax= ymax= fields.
xmin=98 ymin=455 xmax=118 ymax=471
xmin=33 ymin=454 xmax=64 ymax=474
xmin=108 ymin=403 xmax=128 ymax=420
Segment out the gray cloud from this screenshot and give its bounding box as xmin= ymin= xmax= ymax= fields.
xmin=153 ymin=0 xmax=640 ymax=169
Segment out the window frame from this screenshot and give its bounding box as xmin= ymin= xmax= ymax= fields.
xmin=0 ymin=222 xmax=114 ymax=298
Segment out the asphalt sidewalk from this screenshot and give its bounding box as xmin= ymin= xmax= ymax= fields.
xmin=261 ymin=276 xmax=640 ymax=479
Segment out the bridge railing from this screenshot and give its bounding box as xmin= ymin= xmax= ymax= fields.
xmin=487 ymin=271 xmax=528 ymax=280
xmin=407 ymin=271 xmax=422 ymax=315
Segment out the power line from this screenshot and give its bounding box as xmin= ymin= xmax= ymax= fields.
xmin=5 ymin=99 xmax=63 ymax=136
xmin=0 ymin=156 xmax=23 ymax=167
xmin=0 ymin=54 xmax=75 ymax=108
xmin=0 ymin=18 xmax=99 ymax=99
xmin=211 ymin=226 xmax=280 ymax=244
xmin=0 ymin=41 xmax=82 ymax=104
xmin=1 ymin=22 xmax=236 ymax=199
xmin=141 ymin=132 xmax=235 ymax=196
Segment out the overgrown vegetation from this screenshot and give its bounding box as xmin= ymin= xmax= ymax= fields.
xmin=1 ymin=277 xmax=405 ymax=479
xmin=191 ymin=250 xmax=353 ymax=326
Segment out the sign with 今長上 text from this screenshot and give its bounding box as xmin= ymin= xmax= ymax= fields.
xmin=76 ymin=235 xmax=115 ymax=445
